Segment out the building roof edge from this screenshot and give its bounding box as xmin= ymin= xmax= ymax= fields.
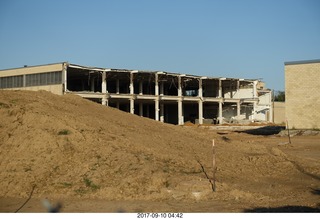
xmin=0 ymin=62 xmax=67 ymax=71
xmin=284 ymin=59 xmax=320 ymax=65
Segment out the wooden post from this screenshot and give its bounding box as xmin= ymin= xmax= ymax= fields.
xmin=196 ymin=141 xmax=216 ymax=192
xmin=286 ymin=119 xmax=291 ymax=144
xmin=212 ymin=139 xmax=216 ymax=191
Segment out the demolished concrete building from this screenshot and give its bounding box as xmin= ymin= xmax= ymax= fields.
xmin=0 ymin=62 xmax=272 ymax=125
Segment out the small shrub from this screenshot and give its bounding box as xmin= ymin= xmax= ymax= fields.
xmin=57 ymin=129 xmax=71 ymax=135
xmin=83 ymin=177 xmax=100 ymax=191
xmin=62 ymin=182 xmax=72 ymax=187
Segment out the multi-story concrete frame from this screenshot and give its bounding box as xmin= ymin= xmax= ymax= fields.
xmin=285 ymin=59 xmax=320 ymax=129
xmin=0 ymin=62 xmax=272 ymax=125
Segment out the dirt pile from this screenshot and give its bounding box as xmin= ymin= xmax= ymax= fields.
xmin=0 ymin=90 xmax=216 ymax=201
xmin=0 ymin=90 xmax=319 ymax=212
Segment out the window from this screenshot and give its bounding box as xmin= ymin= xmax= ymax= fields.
xmin=0 ymin=75 xmax=23 ymax=88
xmin=25 ymin=71 xmax=62 ymax=86
xmin=0 ymin=71 xmax=62 ymax=89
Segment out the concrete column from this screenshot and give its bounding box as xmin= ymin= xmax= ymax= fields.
xmin=178 ymin=75 xmax=184 ymax=125
xmin=178 ymin=76 xmax=182 ymax=97
xmin=155 ymin=73 xmax=159 ymax=121
xmin=155 ymin=73 xmax=159 ymax=96
xmin=116 ymin=102 xmax=120 ymax=109
xmin=101 ymin=71 xmax=108 ymax=106
xmin=198 ymin=100 xmax=203 ymax=125
xmin=269 ymin=91 xmax=273 ymax=122
xmin=218 ymin=79 xmax=222 ymax=98
xmin=102 ymin=71 xmax=107 ymax=94
xmin=130 ymin=99 xmax=134 ymax=114
xmin=129 ymin=72 xmax=134 ymax=114
xmin=160 ymin=103 xmax=164 ymax=122
xmin=139 ymin=103 xmax=143 ymax=117
xmin=237 ymin=101 xmax=241 ymax=118
xmin=102 ymin=97 xmax=108 ymax=106
xmin=198 ymin=79 xmax=203 ymax=98
xmin=218 ymin=79 xmax=225 ymax=124
xmin=139 ymin=81 xmax=143 ymax=95
xmin=252 ymin=81 xmax=258 ymax=121
xmin=235 ymin=80 xmax=240 ymax=99
xmin=62 ymin=63 xmax=67 ymax=93
xmin=253 ymin=80 xmax=258 ymax=98
xmin=130 ymin=73 xmax=134 ymax=95
xmin=116 ymin=79 xmax=120 ymax=94
xmin=155 ymin=100 xmax=159 ymax=121
xmin=218 ymin=101 xmax=223 ymax=124
xmin=198 ymin=78 xmax=203 ymax=125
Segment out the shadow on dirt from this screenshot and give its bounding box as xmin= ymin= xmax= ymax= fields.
xmin=237 ymin=126 xmax=285 ymax=136
xmin=245 ymin=188 xmax=320 ymax=212
xmin=311 ymin=188 xmax=320 ymax=195
xmin=244 ymin=205 xmax=320 ymax=213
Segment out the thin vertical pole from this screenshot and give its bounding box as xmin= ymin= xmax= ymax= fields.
xmin=212 ymin=139 xmax=216 ymax=191
xmin=286 ymin=119 xmax=291 ymax=144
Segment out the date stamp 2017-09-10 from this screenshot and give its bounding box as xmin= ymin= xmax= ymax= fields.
xmin=137 ymin=213 xmax=183 ymax=219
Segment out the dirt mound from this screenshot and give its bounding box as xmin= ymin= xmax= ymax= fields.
xmin=0 ymin=90 xmax=215 ymax=201
xmin=0 ymin=90 xmax=319 ymax=212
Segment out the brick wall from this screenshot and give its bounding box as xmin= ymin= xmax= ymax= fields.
xmin=285 ymin=61 xmax=320 ymax=129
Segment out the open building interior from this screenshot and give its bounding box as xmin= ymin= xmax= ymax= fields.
xmin=0 ymin=62 xmax=273 ymax=125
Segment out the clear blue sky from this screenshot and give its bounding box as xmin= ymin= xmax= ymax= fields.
xmin=1 ymin=0 xmax=319 ymax=91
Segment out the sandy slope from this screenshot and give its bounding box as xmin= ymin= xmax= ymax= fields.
xmin=0 ymin=90 xmax=319 ymax=212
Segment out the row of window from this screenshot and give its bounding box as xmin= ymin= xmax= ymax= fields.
xmin=0 ymin=71 xmax=62 ymax=89
xmin=0 ymin=75 xmax=23 ymax=88
xmin=26 ymin=71 xmax=62 ymax=86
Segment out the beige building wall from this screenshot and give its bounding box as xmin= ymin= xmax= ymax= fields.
xmin=0 ymin=63 xmax=64 ymax=95
xmin=285 ymin=60 xmax=320 ymax=129
xmin=273 ymin=102 xmax=285 ymax=125
xmin=4 ymin=85 xmax=63 ymax=95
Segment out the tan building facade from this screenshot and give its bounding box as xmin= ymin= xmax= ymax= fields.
xmin=273 ymin=102 xmax=285 ymax=125
xmin=285 ymin=59 xmax=320 ymax=129
xmin=0 ymin=63 xmax=64 ymax=95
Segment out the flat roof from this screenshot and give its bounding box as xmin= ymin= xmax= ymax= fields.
xmin=284 ymin=59 xmax=320 ymax=65
xmin=0 ymin=62 xmax=259 ymax=82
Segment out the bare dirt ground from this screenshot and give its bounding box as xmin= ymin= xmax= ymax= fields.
xmin=0 ymin=90 xmax=319 ymax=212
